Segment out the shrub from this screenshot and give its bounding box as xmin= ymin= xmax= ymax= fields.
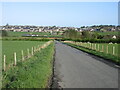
xmin=0 ymin=30 xmax=8 ymax=37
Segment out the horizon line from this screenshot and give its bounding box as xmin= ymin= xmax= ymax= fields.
xmin=0 ymin=24 xmax=119 ymax=27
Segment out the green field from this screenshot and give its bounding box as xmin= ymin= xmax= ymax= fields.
xmin=95 ymin=31 xmax=119 ymax=36
xmin=7 ymin=31 xmax=50 ymax=37
xmin=2 ymin=40 xmax=46 ymax=66
xmin=5 ymin=31 xmax=62 ymax=38
xmin=2 ymin=42 xmax=54 ymax=88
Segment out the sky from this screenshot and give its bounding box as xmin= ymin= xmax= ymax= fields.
xmin=0 ymin=2 xmax=118 ymax=27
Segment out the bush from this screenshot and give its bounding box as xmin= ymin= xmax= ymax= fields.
xmin=58 ymin=38 xmax=120 ymax=43
xmin=0 ymin=30 xmax=8 ymax=37
xmin=63 ymin=29 xmax=80 ymax=39
xmin=2 ymin=37 xmax=51 ymax=41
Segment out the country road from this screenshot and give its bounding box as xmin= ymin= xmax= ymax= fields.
xmin=52 ymin=41 xmax=119 ymax=88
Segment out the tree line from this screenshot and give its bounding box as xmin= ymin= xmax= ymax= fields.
xmin=0 ymin=30 xmax=8 ymax=37
xmin=63 ymin=29 xmax=101 ymax=39
xmin=62 ymin=29 xmax=120 ymax=43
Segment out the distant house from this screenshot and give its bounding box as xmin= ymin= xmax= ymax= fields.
xmin=90 ymin=29 xmax=94 ymax=31
xmin=103 ymin=35 xmax=117 ymax=39
xmin=112 ymin=35 xmax=117 ymax=39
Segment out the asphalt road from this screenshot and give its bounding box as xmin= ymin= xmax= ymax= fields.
xmin=53 ymin=41 xmax=119 ymax=88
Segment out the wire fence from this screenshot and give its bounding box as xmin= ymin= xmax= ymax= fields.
xmin=64 ymin=41 xmax=119 ymax=57
xmin=3 ymin=41 xmax=53 ymax=71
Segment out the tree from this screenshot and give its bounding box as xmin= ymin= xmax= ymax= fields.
xmin=91 ymin=32 xmax=99 ymax=39
xmin=6 ymin=23 xmax=9 ymax=26
xmin=57 ymin=31 xmax=60 ymax=35
xmin=81 ymin=31 xmax=90 ymax=39
xmin=63 ymin=29 xmax=80 ymax=39
xmin=0 ymin=30 xmax=8 ymax=37
xmin=81 ymin=26 xmax=85 ymax=28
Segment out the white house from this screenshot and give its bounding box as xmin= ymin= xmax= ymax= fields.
xmin=112 ymin=35 xmax=117 ymax=39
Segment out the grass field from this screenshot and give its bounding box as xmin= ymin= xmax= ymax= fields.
xmin=7 ymin=31 xmax=50 ymax=37
xmin=95 ymin=31 xmax=119 ymax=36
xmin=2 ymin=42 xmax=54 ymax=88
xmin=2 ymin=40 xmax=46 ymax=66
xmin=6 ymin=31 xmax=62 ymax=38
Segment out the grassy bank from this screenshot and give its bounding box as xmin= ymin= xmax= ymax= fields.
xmin=64 ymin=42 xmax=120 ymax=65
xmin=2 ymin=42 xmax=54 ymax=88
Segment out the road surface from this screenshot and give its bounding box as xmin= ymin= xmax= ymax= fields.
xmin=53 ymin=41 xmax=119 ymax=88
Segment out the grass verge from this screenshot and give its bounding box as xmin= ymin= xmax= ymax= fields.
xmin=64 ymin=42 xmax=120 ymax=65
xmin=2 ymin=42 xmax=54 ymax=88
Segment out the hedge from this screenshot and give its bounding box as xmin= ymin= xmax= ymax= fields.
xmin=57 ymin=38 xmax=120 ymax=43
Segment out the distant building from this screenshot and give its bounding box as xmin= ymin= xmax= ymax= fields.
xmin=112 ymin=35 xmax=117 ymax=39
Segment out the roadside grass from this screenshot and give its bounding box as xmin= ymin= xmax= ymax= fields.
xmin=64 ymin=42 xmax=120 ymax=65
xmin=2 ymin=42 xmax=54 ymax=88
xmin=77 ymin=43 xmax=119 ymax=56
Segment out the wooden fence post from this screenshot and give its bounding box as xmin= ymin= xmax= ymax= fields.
xmin=35 ymin=46 xmax=36 ymax=52
xmin=102 ymin=45 xmax=104 ymax=52
xmin=27 ymin=48 xmax=30 ymax=58
xmin=100 ymin=45 xmax=102 ymax=52
xmin=32 ymin=47 xmax=33 ymax=55
xmin=93 ymin=44 xmax=94 ymax=50
xmin=14 ymin=52 xmax=17 ymax=66
xmin=88 ymin=43 xmax=90 ymax=49
xmin=34 ymin=46 xmax=36 ymax=52
xmin=95 ymin=44 xmax=96 ymax=50
xmin=87 ymin=43 xmax=89 ymax=48
xmin=90 ymin=43 xmax=92 ymax=49
xmin=98 ymin=44 xmax=99 ymax=51
xmin=89 ymin=43 xmax=91 ymax=49
xmin=113 ymin=46 xmax=115 ymax=55
xmin=106 ymin=45 xmax=108 ymax=54
xmin=93 ymin=43 xmax=94 ymax=50
xmin=3 ymin=55 xmax=6 ymax=71
xmin=90 ymin=43 xmax=91 ymax=49
xmin=21 ymin=50 xmax=24 ymax=61
xmin=34 ymin=47 xmax=35 ymax=52
xmin=44 ymin=44 xmax=46 ymax=48
xmin=92 ymin=43 xmax=93 ymax=50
